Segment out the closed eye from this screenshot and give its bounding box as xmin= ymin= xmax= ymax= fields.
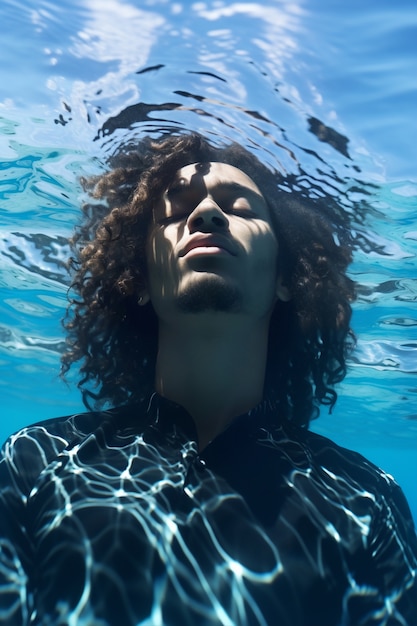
xmin=228 ymin=207 xmax=258 ymax=218
xmin=225 ymin=197 xmax=259 ymax=218
xmin=157 ymin=205 xmax=258 ymax=225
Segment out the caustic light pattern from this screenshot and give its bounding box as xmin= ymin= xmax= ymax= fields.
xmin=0 ymin=394 xmax=416 ymax=625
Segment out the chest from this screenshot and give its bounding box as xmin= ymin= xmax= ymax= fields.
xmin=25 ymin=435 xmax=369 ymax=626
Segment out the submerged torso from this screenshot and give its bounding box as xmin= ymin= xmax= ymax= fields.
xmin=1 ymin=394 xmax=416 ymax=625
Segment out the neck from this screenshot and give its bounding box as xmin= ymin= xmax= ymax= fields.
xmin=154 ymin=314 xmax=270 ymax=449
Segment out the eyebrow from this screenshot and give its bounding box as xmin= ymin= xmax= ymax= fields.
xmin=218 ymin=182 xmax=262 ymax=195
xmin=167 ymin=180 xmax=263 ymax=198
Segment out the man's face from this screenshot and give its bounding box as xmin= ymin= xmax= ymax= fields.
xmin=145 ymin=162 xmax=287 ymax=322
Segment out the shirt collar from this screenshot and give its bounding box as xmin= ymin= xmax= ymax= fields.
xmin=145 ymin=392 xmax=282 ymax=448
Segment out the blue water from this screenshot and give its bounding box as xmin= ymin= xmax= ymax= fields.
xmin=0 ymin=0 xmax=416 ymax=527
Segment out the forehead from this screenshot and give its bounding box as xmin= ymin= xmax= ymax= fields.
xmin=170 ymin=162 xmax=263 ymax=194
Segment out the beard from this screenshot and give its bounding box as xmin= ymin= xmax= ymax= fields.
xmin=176 ymin=275 xmax=242 ymax=313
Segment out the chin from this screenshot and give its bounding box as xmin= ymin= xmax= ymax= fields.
xmin=177 ymin=277 xmax=242 ymax=313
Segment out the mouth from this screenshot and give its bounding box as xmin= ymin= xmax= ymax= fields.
xmin=180 ymin=235 xmax=237 ymax=257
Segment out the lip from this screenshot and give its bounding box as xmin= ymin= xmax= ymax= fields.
xmin=179 ymin=234 xmax=238 ymax=257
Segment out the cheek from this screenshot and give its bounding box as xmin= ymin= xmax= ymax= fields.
xmin=245 ymin=225 xmax=279 ymax=266
xmin=145 ymin=229 xmax=179 ymax=296
xmin=146 ymin=229 xmax=170 ymax=268
xmin=145 ymin=232 xmax=166 ymax=293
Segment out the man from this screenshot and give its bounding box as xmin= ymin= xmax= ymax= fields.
xmin=1 ymin=133 xmax=416 ymax=625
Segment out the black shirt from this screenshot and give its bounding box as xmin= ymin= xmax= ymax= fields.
xmin=1 ymin=393 xmax=416 ymax=625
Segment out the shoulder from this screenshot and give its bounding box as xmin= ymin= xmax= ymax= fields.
xmin=290 ymin=425 xmax=417 ymax=539
xmin=0 ymin=405 xmax=139 ymax=498
xmin=300 ymin=427 xmax=399 ymax=492
xmin=281 ymin=422 xmax=389 ymax=483
xmin=289 ymin=426 xmax=417 ymax=622
xmin=291 ymin=425 xmax=401 ymax=499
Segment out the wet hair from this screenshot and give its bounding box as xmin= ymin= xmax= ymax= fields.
xmin=62 ymin=132 xmax=356 ymax=427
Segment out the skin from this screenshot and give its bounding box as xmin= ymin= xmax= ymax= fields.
xmin=143 ymin=162 xmax=290 ymax=449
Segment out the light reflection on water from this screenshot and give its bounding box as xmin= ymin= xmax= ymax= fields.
xmin=0 ymin=0 xmax=416 ymax=522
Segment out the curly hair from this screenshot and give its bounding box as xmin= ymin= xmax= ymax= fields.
xmin=62 ymin=132 xmax=356 ymax=427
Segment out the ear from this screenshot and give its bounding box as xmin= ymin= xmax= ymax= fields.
xmin=275 ymin=276 xmax=291 ymax=302
xmin=138 ymin=292 xmax=151 ymax=306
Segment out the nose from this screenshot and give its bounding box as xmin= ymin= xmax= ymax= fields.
xmin=186 ymin=196 xmax=229 ymax=233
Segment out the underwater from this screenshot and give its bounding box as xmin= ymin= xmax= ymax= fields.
xmin=0 ymin=0 xmax=417 ymax=626
xmin=0 ymin=1 xmax=416 ymax=623
xmin=1 ymin=0 xmax=415 ymax=515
